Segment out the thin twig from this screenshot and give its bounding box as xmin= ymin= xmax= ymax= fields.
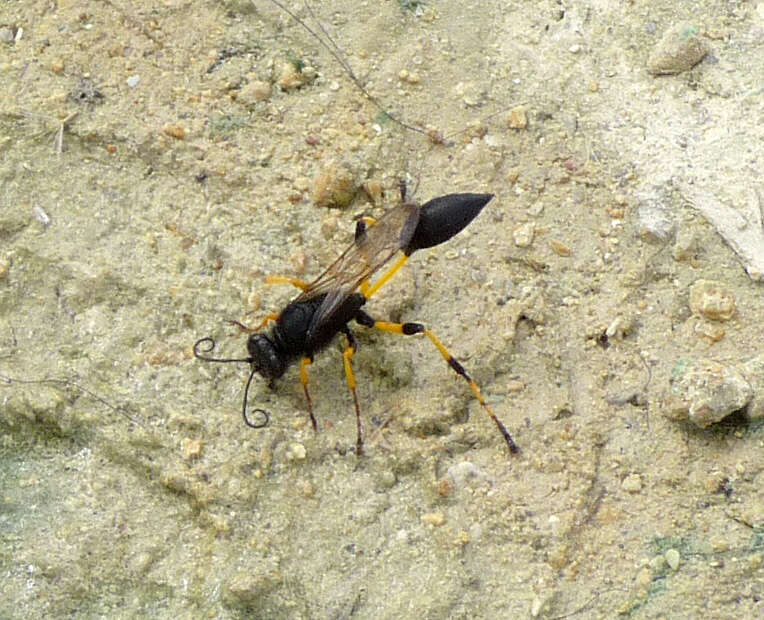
xmin=264 ymin=0 xmax=432 ymax=139
xmin=0 ymin=372 xmax=148 ymax=431
xmin=55 ymin=111 xmax=78 ymax=155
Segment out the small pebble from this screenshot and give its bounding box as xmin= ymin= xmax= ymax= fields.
xmin=445 ymin=461 xmax=492 ymax=491
xmin=375 ymin=470 xmax=396 ymax=490
xmin=549 ymin=239 xmax=571 ymax=256
xmin=182 ymin=438 xmax=203 ymax=460
xmin=703 ymin=471 xmax=727 ymax=494
xmin=507 ymin=105 xmax=528 ymax=129
xmin=398 ymin=69 xmax=420 ymax=84
xmin=160 ymin=469 xmax=189 ymax=494
xmin=649 ymin=555 xmax=667 ymax=572
xmin=421 ymin=511 xmax=446 ymax=527
xmin=530 ymin=593 xmax=557 ymax=617
xmin=453 ymin=81 xmax=483 ymax=107
xmin=605 ymin=315 xmax=634 ymax=340
xmin=672 ymin=227 xmax=696 ymax=261
xmin=163 ymin=123 xmax=186 ymax=140
xmin=513 ymin=222 xmax=535 ymax=247
xmin=689 ymin=279 xmax=736 ymax=321
xmin=131 ymin=552 xmax=153 ymax=575
xmin=621 ymin=473 xmax=642 ymax=493
xmin=636 ymin=567 xmax=652 ymax=587
xmin=694 ymin=321 xmax=725 ymax=343
xmin=289 ymin=247 xmax=307 ymax=274
xmin=667 ymin=359 xmax=753 ymax=428
xmin=126 ymin=75 xmax=140 ymax=88
xmin=224 ymin=568 xmax=280 ymax=607
xmin=312 ymin=163 xmax=358 ymax=209
xmin=665 ymin=548 xmax=681 ymax=570
xmin=238 ymin=80 xmax=271 ymax=105
xmin=710 ymin=537 xmax=730 ymax=552
xmin=547 ymin=544 xmax=569 ymax=570
xmin=32 ymin=205 xmax=51 ymax=227
xmin=298 ymin=480 xmax=315 ymax=497
xmin=274 ymin=59 xmax=313 ymax=90
xmin=438 ymin=477 xmax=454 ymax=498
xmin=636 ymin=191 xmax=675 ymax=240
xmin=294 ymin=176 xmax=311 ymax=192
xmin=740 ymin=354 xmax=764 ymax=421
xmin=648 ymin=24 xmax=709 ymax=76
xmin=285 ymin=442 xmax=307 ymax=461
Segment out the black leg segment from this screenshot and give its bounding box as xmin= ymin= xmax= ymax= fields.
xmin=340 ymin=327 xmax=365 ymax=455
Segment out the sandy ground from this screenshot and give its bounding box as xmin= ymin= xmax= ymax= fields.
xmin=1 ymin=1 xmax=763 ymax=618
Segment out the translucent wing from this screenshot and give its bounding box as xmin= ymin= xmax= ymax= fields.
xmin=296 ymin=201 xmax=420 ymax=334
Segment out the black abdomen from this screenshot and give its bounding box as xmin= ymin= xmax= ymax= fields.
xmin=405 ymin=193 xmax=493 ymax=255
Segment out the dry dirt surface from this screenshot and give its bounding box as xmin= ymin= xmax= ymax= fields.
xmin=1 ymin=1 xmax=762 ymax=618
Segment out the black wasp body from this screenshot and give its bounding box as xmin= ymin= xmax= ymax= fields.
xmin=194 ymin=192 xmax=518 ymax=455
xmin=247 ymin=291 xmax=364 ymax=383
xmin=252 ymin=192 xmax=496 ymax=379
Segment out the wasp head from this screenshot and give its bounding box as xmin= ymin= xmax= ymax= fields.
xmin=246 ymin=333 xmax=288 ymax=381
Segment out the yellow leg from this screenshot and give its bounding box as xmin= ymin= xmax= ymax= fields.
xmin=231 ymin=312 xmax=279 ymax=333
xmin=300 ymin=357 xmax=318 ymax=431
xmin=230 ymin=314 xmax=278 ymax=333
xmin=255 ymin=312 xmax=280 ymax=330
xmin=342 ymin=331 xmax=364 ymax=455
xmin=361 ymin=254 xmax=409 ymax=299
xmin=343 ymin=345 xmax=357 ymax=392
xmin=265 ymin=275 xmax=310 ymax=291
xmin=371 ymin=320 xmax=518 ymax=454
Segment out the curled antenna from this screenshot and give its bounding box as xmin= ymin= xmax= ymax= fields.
xmin=193 ymin=337 xmax=271 ymax=430
xmin=193 ymin=337 xmax=251 ymax=364
xmin=242 ymin=367 xmax=271 ymax=429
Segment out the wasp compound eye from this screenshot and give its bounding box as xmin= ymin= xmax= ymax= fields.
xmin=247 ymin=333 xmax=289 ymax=380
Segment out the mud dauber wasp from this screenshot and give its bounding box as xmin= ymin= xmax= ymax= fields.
xmin=194 ymin=187 xmax=518 ymax=455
